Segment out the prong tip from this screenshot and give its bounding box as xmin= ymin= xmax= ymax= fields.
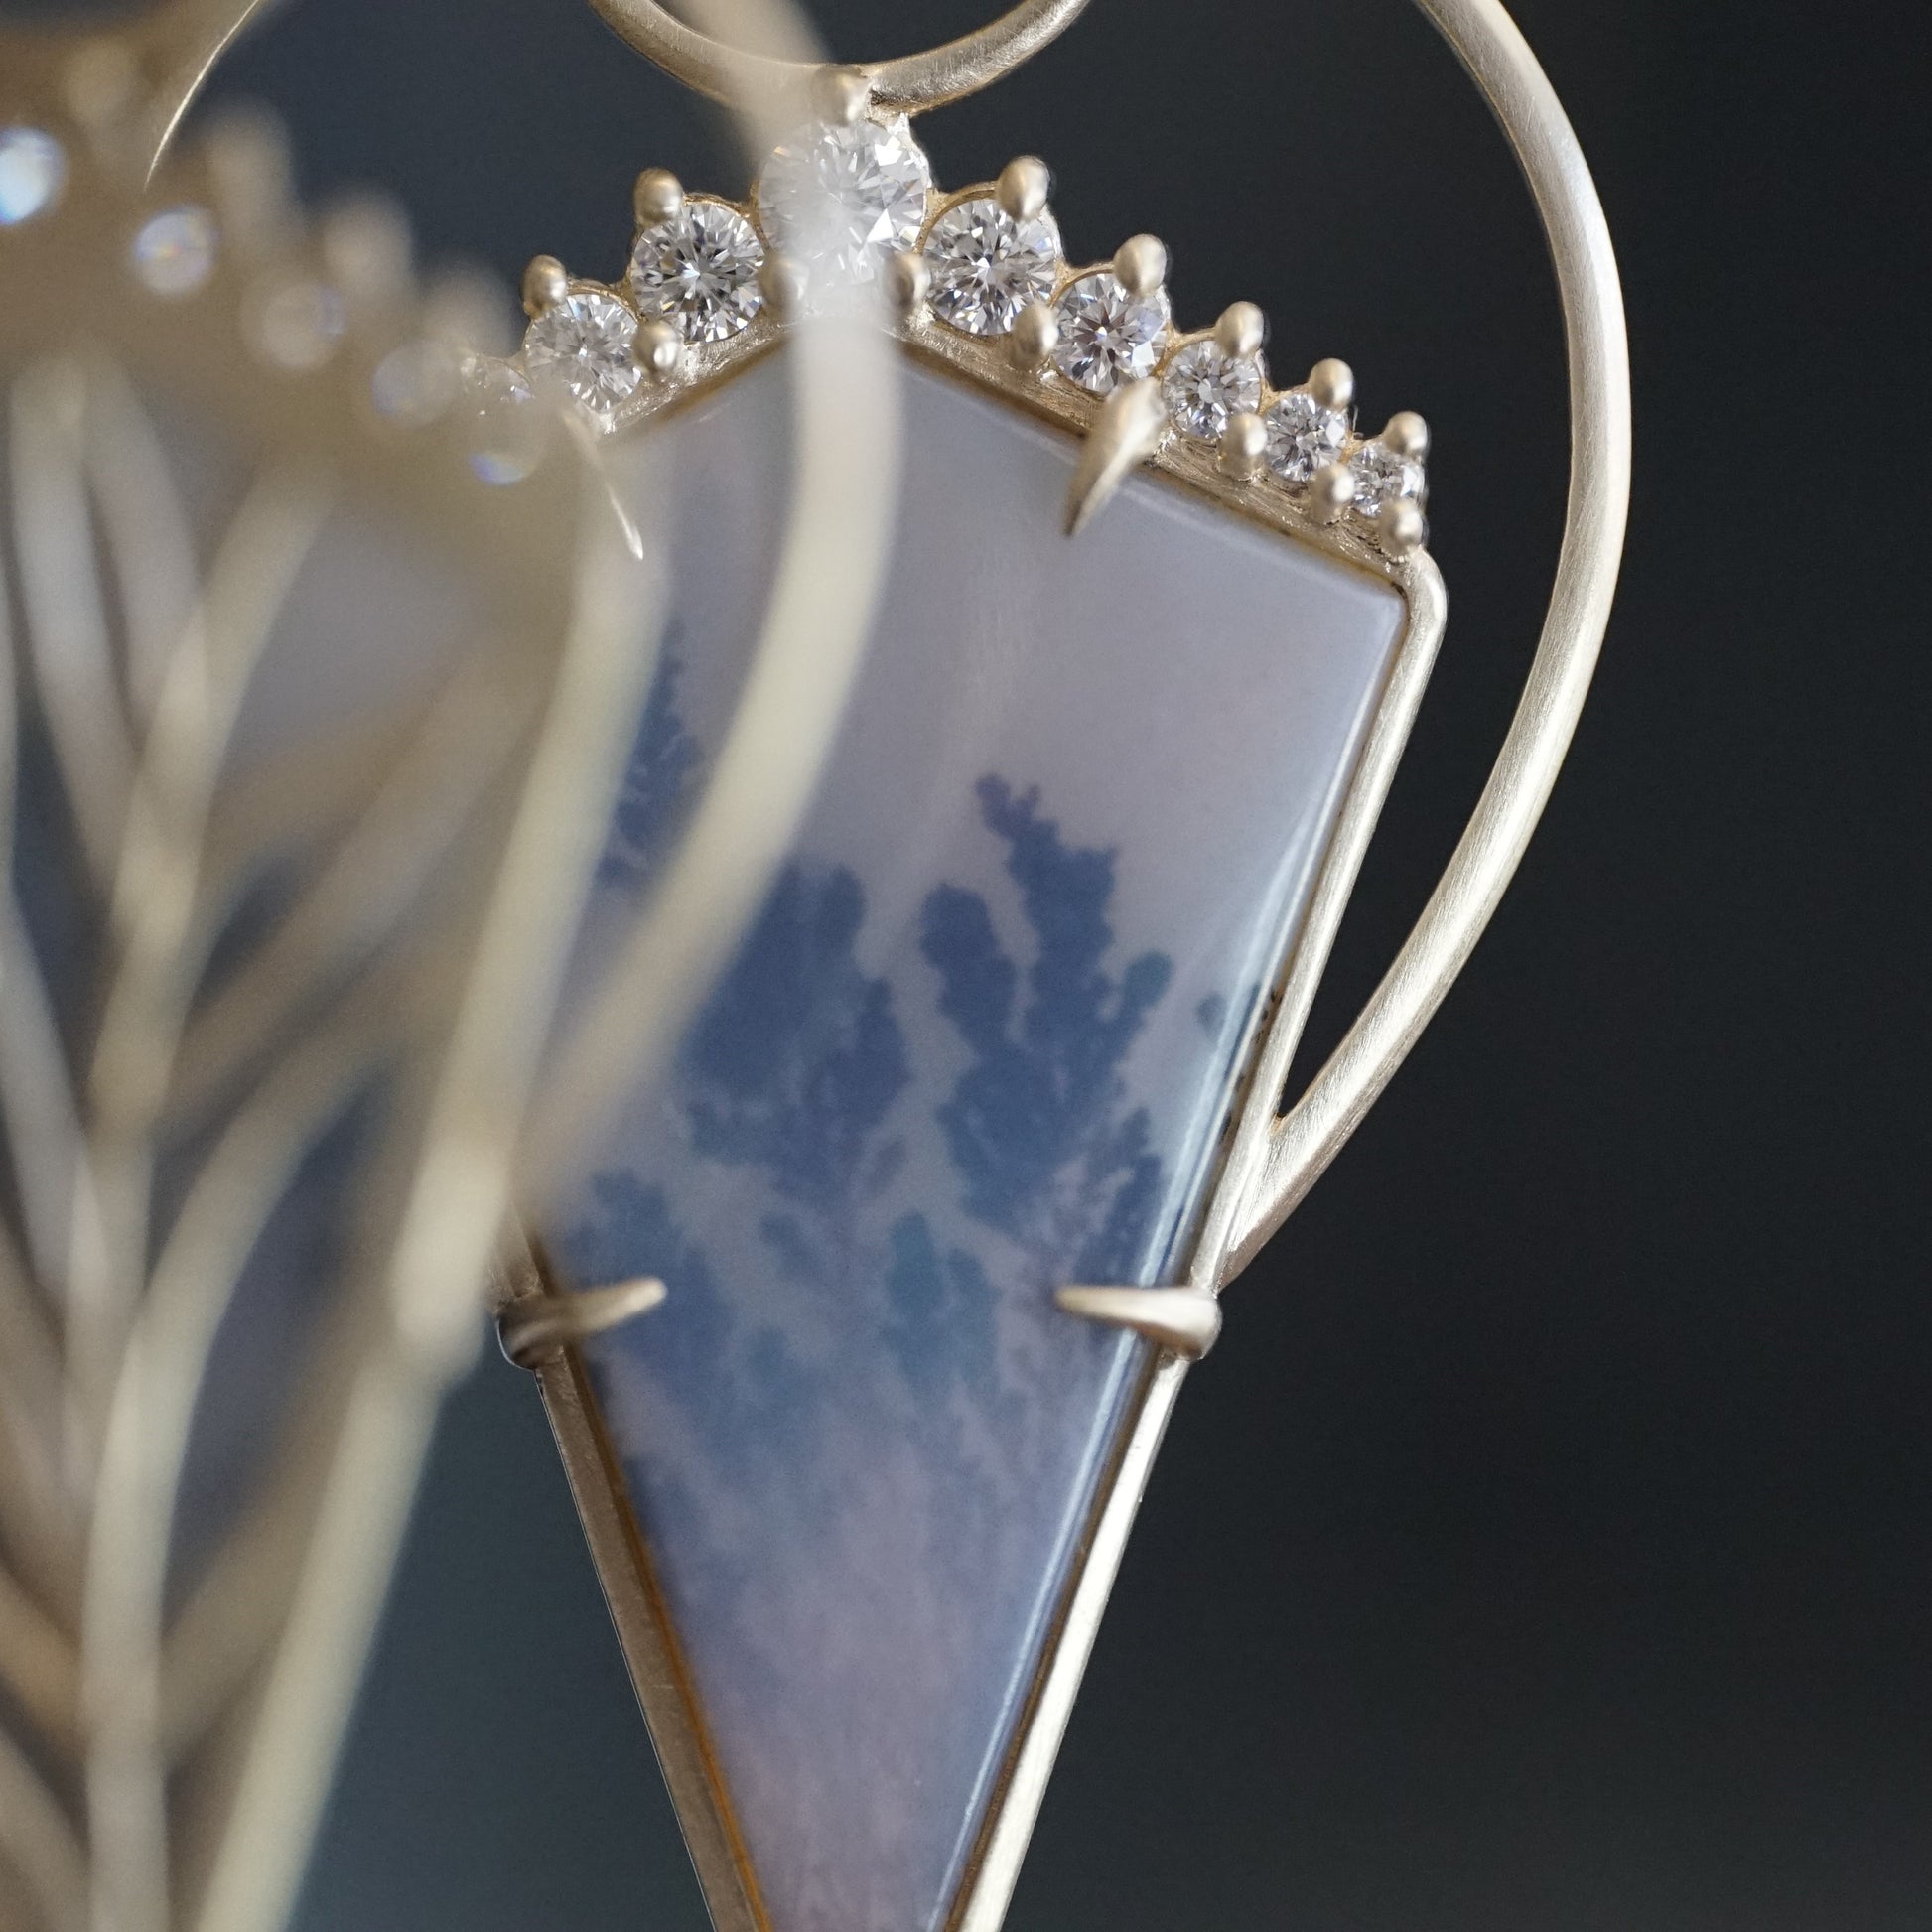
xmin=1218 ymin=410 xmax=1268 ymax=481
xmin=812 ymin=64 xmax=873 ymax=125
xmin=1213 ymin=301 xmax=1267 ymax=361
xmin=1112 ymin=232 xmax=1168 ymax=298
xmin=1064 ymin=378 xmax=1169 ymax=537
xmin=1383 ymin=409 xmax=1431 ymax=461
xmin=1009 ymin=299 xmax=1058 ymax=371
xmin=636 ymin=317 xmax=682 ymax=381
xmin=63 ymin=37 xmax=140 ymax=130
xmin=1378 ymin=497 xmax=1428 ymax=557
xmin=1307 ymin=357 xmax=1355 ymax=412
xmin=632 ymin=167 xmax=684 ymax=228
xmin=996 ymin=155 xmax=1051 ymax=222
xmin=1310 ymin=461 xmax=1354 ymax=523
xmin=886 ymin=248 xmax=931 ymax=318
xmin=759 ymin=253 xmax=809 ymax=316
xmin=521 ymin=254 xmax=569 ymax=317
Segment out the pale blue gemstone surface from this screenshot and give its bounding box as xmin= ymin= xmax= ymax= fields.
xmin=551 ymin=355 xmax=1409 ymax=1932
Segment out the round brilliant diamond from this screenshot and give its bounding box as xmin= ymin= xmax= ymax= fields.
xmin=1161 ymin=340 xmax=1264 ymax=441
xmin=630 ymin=199 xmax=765 ymax=343
xmin=924 ymin=195 xmax=1060 ymax=336
xmin=0 ymin=126 xmax=66 ymax=227
xmin=1349 ymin=439 xmax=1427 ymax=520
xmin=522 ymin=289 xmax=642 ymax=419
xmin=1264 ymin=390 xmax=1351 ymax=485
xmin=1051 ymin=271 xmax=1170 ymax=395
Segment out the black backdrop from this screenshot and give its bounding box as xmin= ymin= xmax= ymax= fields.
xmin=63 ymin=0 xmax=1932 ymax=1924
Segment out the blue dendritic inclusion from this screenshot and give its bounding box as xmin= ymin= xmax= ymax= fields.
xmin=556 ymin=657 xmax=1190 ymax=1924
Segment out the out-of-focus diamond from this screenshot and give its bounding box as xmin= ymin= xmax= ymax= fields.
xmin=132 ymin=206 xmax=218 ymax=298
xmin=755 ymin=117 xmax=932 ymax=289
xmin=1264 ymin=391 xmax=1351 ymax=486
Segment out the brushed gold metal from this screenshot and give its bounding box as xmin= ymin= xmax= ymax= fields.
xmin=1054 ymin=1286 xmax=1223 ymax=1360
xmin=1110 ymin=233 xmax=1169 ymax=300
xmin=512 ymin=3 xmax=1630 ymax=1928
xmin=1062 ymin=377 xmax=1169 ymax=535
xmin=590 ymin=0 xmax=1093 ymax=117
xmin=497 ymin=1279 xmax=666 ymax=1368
xmin=526 ymin=1297 xmax=771 ymax=1932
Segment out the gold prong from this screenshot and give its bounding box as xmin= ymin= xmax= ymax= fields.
xmin=636 ymin=317 xmax=682 ymax=382
xmin=1112 ymin=233 xmax=1168 ymax=298
xmin=1064 ymin=378 xmax=1168 ymax=537
xmin=633 ymin=167 xmax=684 ymax=228
xmin=200 ymin=103 xmax=296 ymax=254
xmin=1055 ymin=1285 xmax=1222 ymax=1360
xmin=1383 ymin=410 xmax=1431 ymax=462
xmin=1378 ymin=497 xmax=1428 ymax=558
xmin=521 ymin=254 xmax=569 ymax=318
xmin=1218 ymin=410 xmax=1267 ymax=482
xmin=812 ymin=63 xmax=873 ymax=125
xmin=1009 ymin=299 xmax=1058 ymax=372
xmin=62 ymin=36 xmax=140 ymax=133
xmin=1310 ymin=460 xmax=1354 ymax=523
xmin=1213 ymin=301 xmax=1267 ymax=361
xmin=886 ymin=248 xmax=931 ymax=319
xmin=759 ymin=253 xmax=809 ymax=317
xmin=1308 ymin=357 xmax=1355 ymax=412
xmin=321 ymin=194 xmax=413 ymax=312
xmin=497 ymin=1278 xmax=665 ymax=1370
xmin=996 ymin=155 xmax=1051 ymax=222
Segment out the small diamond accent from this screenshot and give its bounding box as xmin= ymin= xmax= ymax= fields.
xmin=0 ymin=126 xmax=66 ymax=226
xmin=1051 ymin=272 xmax=1170 ymax=395
xmin=630 ymin=200 xmax=764 ymax=343
xmin=755 ymin=117 xmax=932 ymax=289
xmin=1264 ymin=390 xmax=1351 ymax=485
xmin=1162 ymin=340 xmax=1264 ymax=441
xmin=462 ymin=358 xmax=544 ymax=486
xmin=1349 ymin=440 xmax=1427 ymax=520
xmin=523 ymin=290 xmax=642 ymax=419
xmin=923 ymin=196 xmax=1060 ymax=337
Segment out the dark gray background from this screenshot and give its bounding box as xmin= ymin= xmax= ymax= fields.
xmin=58 ymin=0 xmax=1932 ymax=1925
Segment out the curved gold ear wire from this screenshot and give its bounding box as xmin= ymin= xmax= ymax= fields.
xmin=125 ymin=0 xmax=287 ymax=180
xmin=589 ymin=0 xmax=1092 ymax=115
xmin=1219 ymin=0 xmax=1632 ymax=1280
xmin=2 ymin=0 xmax=288 ymax=181
xmin=958 ymin=3 xmax=1629 ymax=1917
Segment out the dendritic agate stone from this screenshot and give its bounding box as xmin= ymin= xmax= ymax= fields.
xmin=548 ymin=355 xmax=1409 ymax=1932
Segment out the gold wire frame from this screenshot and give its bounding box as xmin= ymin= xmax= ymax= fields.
xmin=510 ymin=539 xmax=1446 ymax=1932
xmin=506 ymin=0 xmax=1630 ymax=1923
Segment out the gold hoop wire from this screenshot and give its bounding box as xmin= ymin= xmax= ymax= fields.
xmin=588 ymin=0 xmax=1093 ymax=113
xmin=1228 ymin=0 xmax=1632 ymax=1271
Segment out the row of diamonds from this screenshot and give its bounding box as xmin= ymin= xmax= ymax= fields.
xmin=516 ymin=94 xmax=1430 ymax=557
xmin=2 ymin=116 xmax=591 ymax=495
